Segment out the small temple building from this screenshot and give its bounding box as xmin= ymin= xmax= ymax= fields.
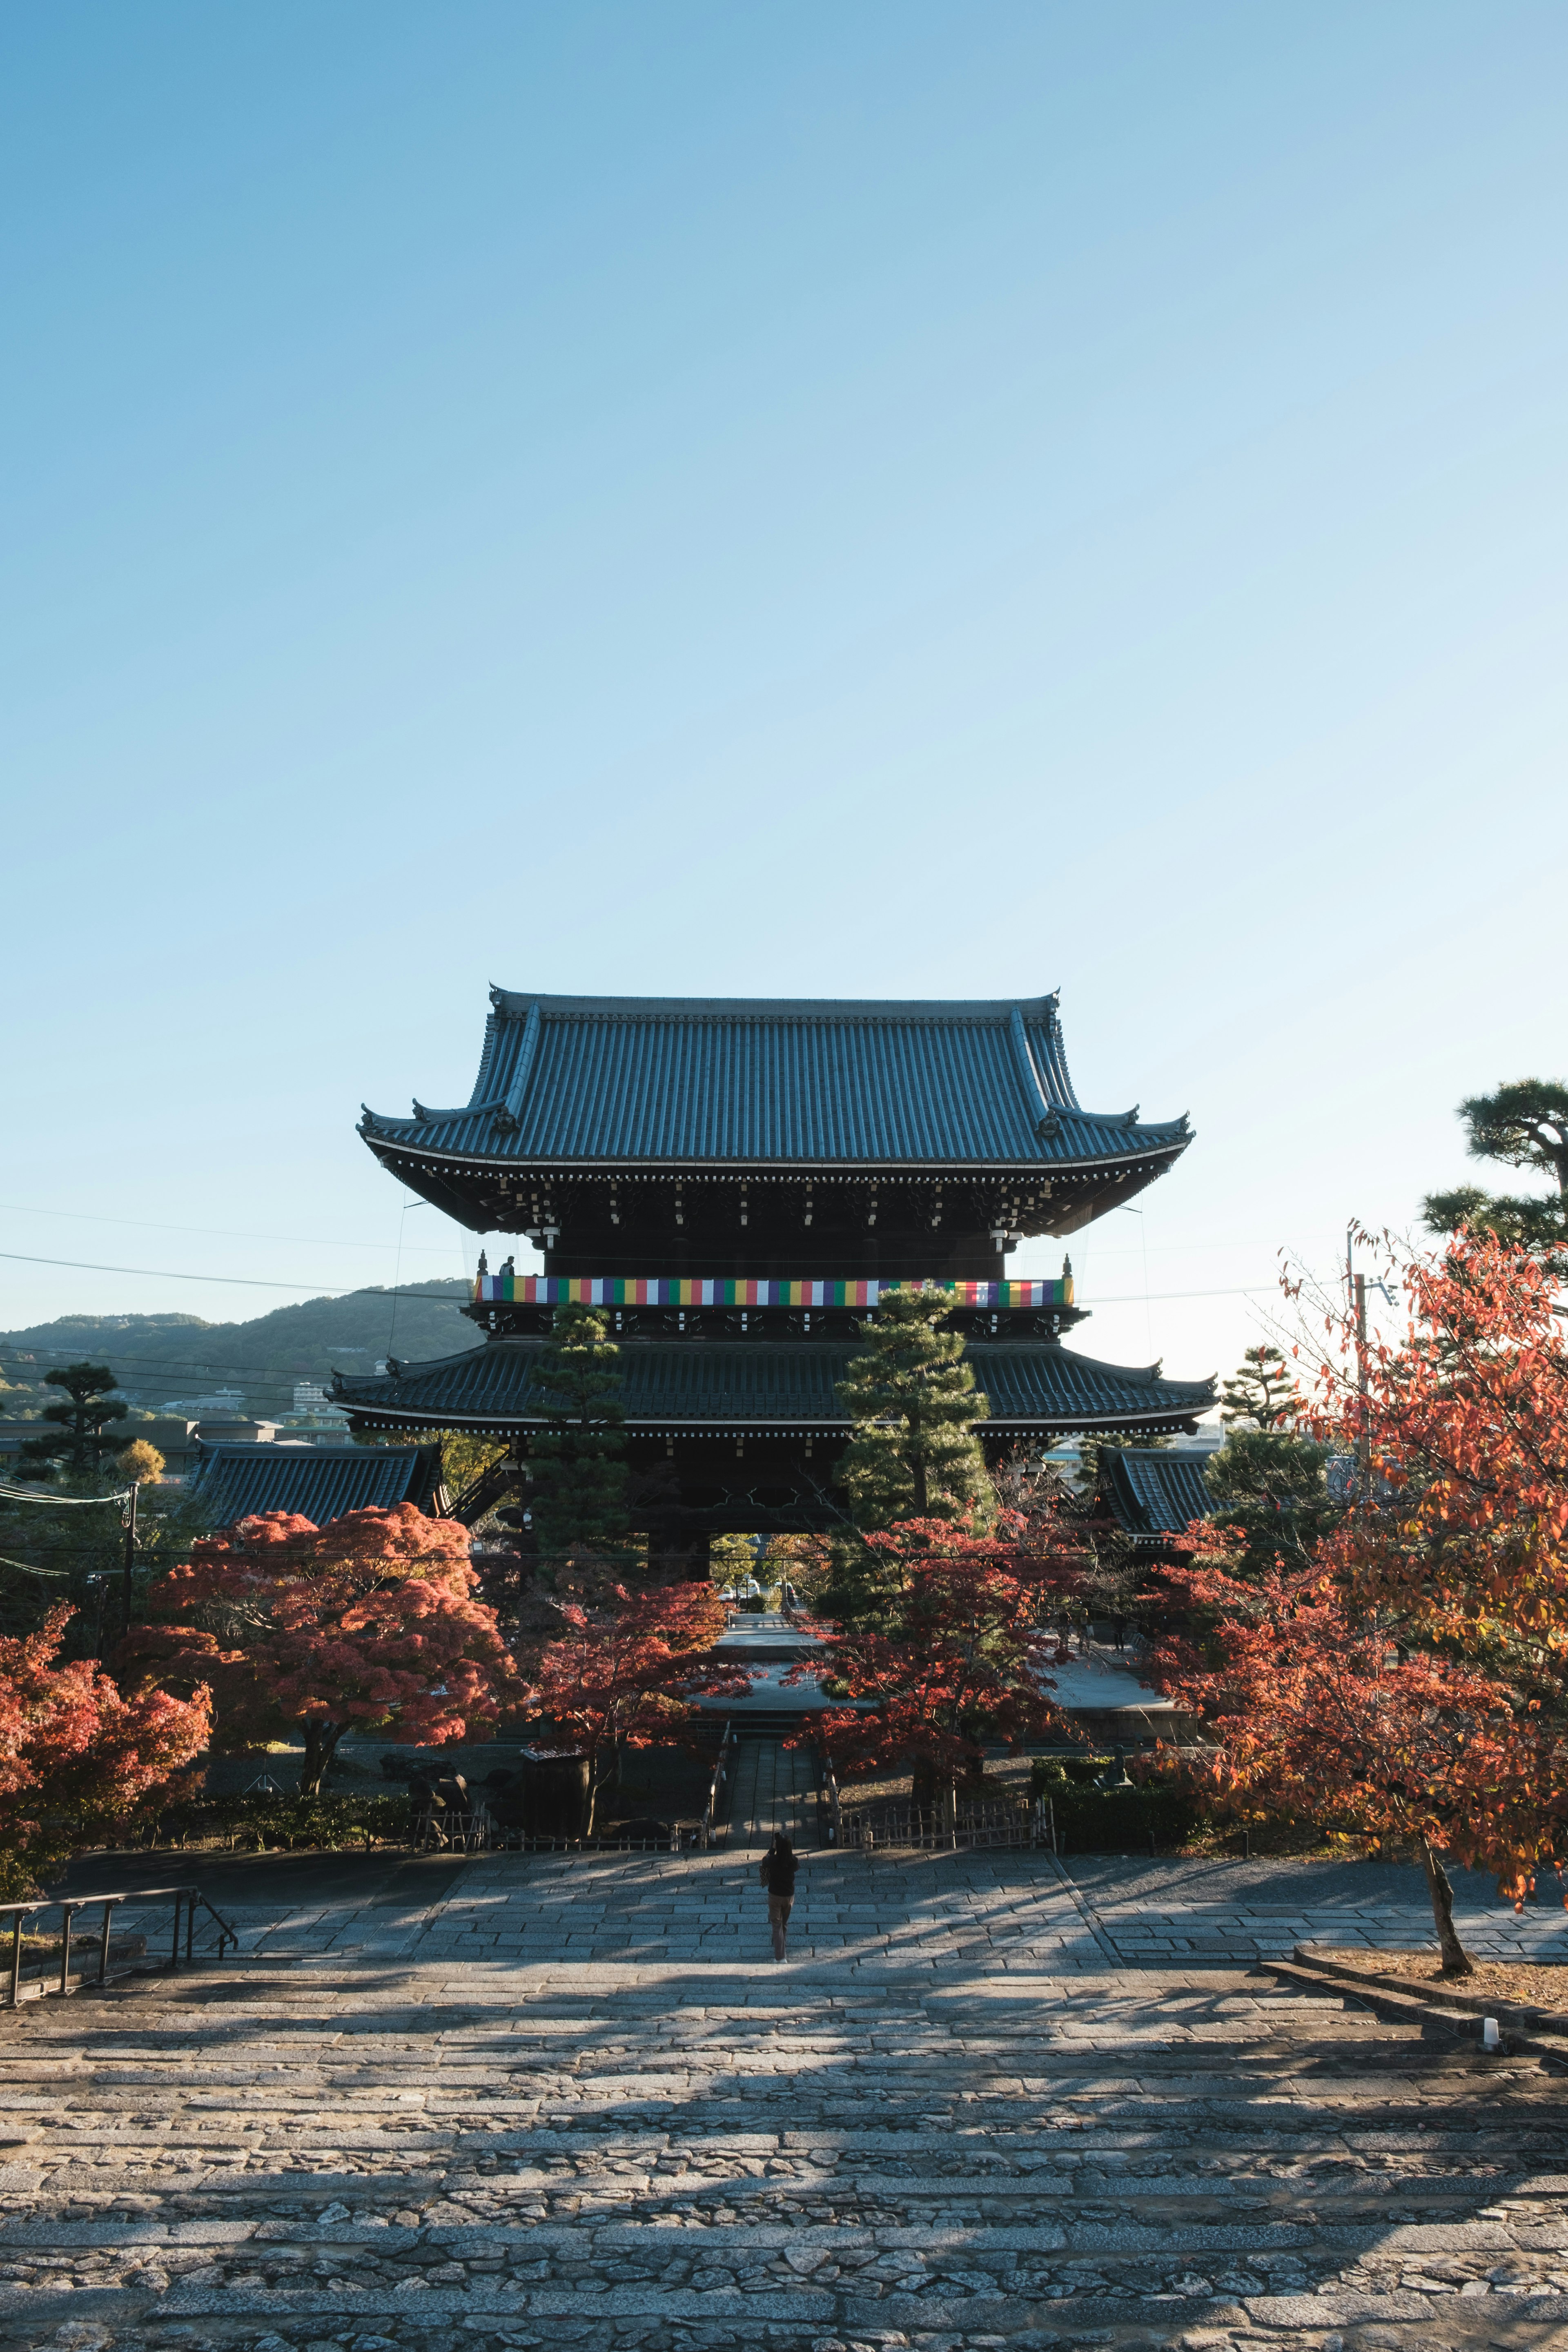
xmin=334 ymin=990 xmax=1216 ymax=1555
xmin=1093 ymin=1447 xmax=1219 ymax=1552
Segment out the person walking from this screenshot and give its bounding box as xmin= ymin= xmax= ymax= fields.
xmin=759 ymin=1831 xmax=797 ymax=1961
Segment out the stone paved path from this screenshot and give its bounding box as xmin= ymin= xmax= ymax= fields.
xmin=724 ymin=1740 xmax=820 ymax=1853
xmin=92 ymin=1848 xmax=1568 ymax=1973
xmin=4 ymin=1851 xmax=1568 ymax=2352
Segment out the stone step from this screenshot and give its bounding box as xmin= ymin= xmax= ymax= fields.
xmin=0 ymin=1869 xmax=1565 ymax=2352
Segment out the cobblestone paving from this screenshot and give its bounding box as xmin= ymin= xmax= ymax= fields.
xmin=4 ymin=1851 xmax=1568 ymax=2352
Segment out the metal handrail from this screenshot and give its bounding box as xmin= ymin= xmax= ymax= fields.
xmin=699 ymin=1719 xmax=734 ymax=1850
xmin=0 ymin=1884 xmax=239 ymax=2008
xmin=819 ymin=1749 xmax=841 ymax=1846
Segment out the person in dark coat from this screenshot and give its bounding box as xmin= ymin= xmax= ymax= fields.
xmin=759 ymin=1831 xmax=798 ymax=1961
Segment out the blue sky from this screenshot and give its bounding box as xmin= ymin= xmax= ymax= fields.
xmin=4 ymin=2 xmax=1565 ymax=1390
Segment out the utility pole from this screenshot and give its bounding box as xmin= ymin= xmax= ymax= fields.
xmin=1354 ymin=1272 xmax=1370 ymax=1488
xmin=1345 ymin=1229 xmax=1394 ymax=1495
xmin=121 ymin=1482 xmax=139 ymax=1641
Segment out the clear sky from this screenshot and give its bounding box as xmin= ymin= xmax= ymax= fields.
xmin=4 ymin=3 xmax=1565 ymax=1393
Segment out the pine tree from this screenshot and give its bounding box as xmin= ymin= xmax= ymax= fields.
xmin=1220 ymin=1344 xmax=1302 ymax=1430
xmin=526 ymin=1306 xmax=629 ymax=1571
xmin=708 ymin=1532 xmax=762 ymax=1592
xmin=835 ymin=1285 xmax=992 ymax=1530
xmin=19 ymin=1363 xmax=128 ymax=1478
xmin=1423 ymin=1079 xmax=1568 ymax=1269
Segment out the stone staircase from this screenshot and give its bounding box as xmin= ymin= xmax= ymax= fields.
xmin=1 ymin=1859 xmax=1567 ymax=2352
xmin=722 ymin=1735 xmax=821 ymax=1852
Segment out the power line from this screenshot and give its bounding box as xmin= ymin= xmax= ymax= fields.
xmin=1087 ymin=1285 xmax=1277 ymax=1305
xmin=0 ymin=1250 xmax=471 ymax=1294
xmin=0 ymin=1200 xmax=462 ymax=1256
xmin=0 ymin=1482 xmax=131 ymax=1506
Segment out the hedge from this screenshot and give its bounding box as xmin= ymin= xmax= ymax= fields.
xmin=128 ymin=1791 xmax=414 ymax=1853
xmin=1030 ymin=1759 xmax=1200 ymax=1851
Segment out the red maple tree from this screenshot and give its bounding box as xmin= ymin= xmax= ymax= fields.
xmin=794 ymin=1518 xmax=1086 ymax=1826
xmin=123 ymin=1503 xmax=520 ymax=1793
xmin=0 ymin=1606 xmax=211 ymax=1898
xmin=521 ymin=1581 xmax=751 ymax=1834
xmin=1148 ymin=1226 xmax=1568 ymax=1968
xmin=1303 ymin=1226 xmax=1568 ymax=1689
xmin=1145 ymin=1547 xmax=1555 ymax=1972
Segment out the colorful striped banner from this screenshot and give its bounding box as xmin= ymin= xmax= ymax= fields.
xmin=473 ymin=1274 xmax=1072 ymax=1310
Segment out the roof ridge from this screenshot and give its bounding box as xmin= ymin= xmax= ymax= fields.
xmin=486 ymin=989 xmax=1063 ymax=1022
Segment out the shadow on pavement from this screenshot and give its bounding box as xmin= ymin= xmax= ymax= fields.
xmin=48 ymin=1846 xmax=468 ymax=1912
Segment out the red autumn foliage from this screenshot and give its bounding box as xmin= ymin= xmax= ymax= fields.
xmin=1143 ymin=1544 xmax=1557 ymax=1971
xmin=1299 ymin=1226 xmax=1568 ymax=1684
xmin=0 ymin=1606 xmax=212 ymax=1896
xmin=520 ymin=1581 xmax=752 ymax=1835
xmin=120 ymin=1504 xmax=519 ymax=1793
xmin=792 ymin=1518 xmax=1086 ymax=1805
xmin=1147 ymin=1227 xmax=1568 ymax=1969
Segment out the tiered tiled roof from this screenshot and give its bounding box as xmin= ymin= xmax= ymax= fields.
xmin=334 ymin=1341 xmax=1215 ymax=1438
xmin=359 ymin=991 xmax=1191 ymax=1172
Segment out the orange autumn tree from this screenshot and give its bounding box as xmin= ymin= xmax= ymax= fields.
xmin=0 ymin=1607 xmax=211 ymax=1899
xmin=122 ymin=1503 xmax=519 ymax=1794
xmin=1145 ymin=1550 xmax=1552 ymax=1973
xmin=1313 ymin=1226 xmax=1568 ymax=1716
xmin=792 ymin=1517 xmax=1088 ymax=1830
xmin=1148 ymin=1225 xmax=1568 ymax=1972
xmin=523 ymin=1581 xmax=752 ymax=1836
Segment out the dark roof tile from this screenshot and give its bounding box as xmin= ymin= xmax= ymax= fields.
xmin=361 ymin=991 xmax=1191 ymax=1171
xmin=1098 ymin=1448 xmax=1217 ymax=1537
xmin=336 ymin=1340 xmax=1214 ymax=1435
xmin=188 ymin=1445 xmax=438 ymax=1530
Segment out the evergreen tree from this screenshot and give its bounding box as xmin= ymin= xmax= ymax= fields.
xmin=19 ymin=1363 xmax=128 ymax=1479
xmin=1423 ymin=1079 xmax=1568 ymax=1268
xmin=835 ymin=1285 xmax=992 ymax=1530
xmin=1202 ymin=1427 xmax=1341 ymax=1577
xmin=526 ymin=1305 xmax=629 ymax=1571
xmin=1220 ymin=1344 xmax=1303 ymax=1430
xmin=708 ymin=1532 xmax=761 ymax=1591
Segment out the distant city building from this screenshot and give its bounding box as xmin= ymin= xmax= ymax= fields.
xmin=163 ymin=1388 xmax=248 ymax=1417
xmin=196 ymin=1417 xmax=282 ymax=1449
xmin=0 ymin=1415 xmax=201 ymax=1477
xmin=292 ymin=1381 xmax=333 ymax=1416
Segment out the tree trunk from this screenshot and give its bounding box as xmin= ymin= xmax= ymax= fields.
xmin=298 ymin=1722 xmax=341 ymax=1797
xmin=1417 ymin=1836 xmax=1474 ymax=1976
xmin=583 ymin=1754 xmax=601 ymax=1840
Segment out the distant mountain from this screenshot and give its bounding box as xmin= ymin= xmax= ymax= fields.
xmin=0 ymin=1281 xmax=483 ymax=1421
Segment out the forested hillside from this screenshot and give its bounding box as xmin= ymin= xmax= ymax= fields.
xmin=0 ymin=1281 xmax=483 ymax=1421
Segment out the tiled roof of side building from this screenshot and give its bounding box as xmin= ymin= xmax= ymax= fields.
xmin=188 ymin=1444 xmax=440 ymax=1530
xmin=334 ymin=1341 xmax=1216 ymax=1435
xmin=1098 ymin=1447 xmax=1218 ymax=1538
xmin=359 ymin=990 xmax=1193 ymax=1170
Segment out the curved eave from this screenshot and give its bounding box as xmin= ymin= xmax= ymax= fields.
xmin=358 ymin=1132 xmax=1192 ymax=1179
xmin=344 ymin=1408 xmax=1208 ymax=1437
